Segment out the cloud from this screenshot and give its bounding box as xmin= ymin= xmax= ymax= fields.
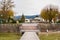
xmin=13 ymin=0 xmax=60 ymax=16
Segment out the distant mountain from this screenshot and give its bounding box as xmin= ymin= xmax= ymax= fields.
xmin=14 ymin=15 xmax=39 ymax=20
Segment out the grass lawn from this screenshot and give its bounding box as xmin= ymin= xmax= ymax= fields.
xmin=0 ymin=33 xmax=21 ymax=40
xmin=39 ymin=32 xmax=60 ymax=40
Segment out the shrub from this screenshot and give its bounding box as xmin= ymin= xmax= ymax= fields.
xmin=56 ymin=20 xmax=60 ymax=23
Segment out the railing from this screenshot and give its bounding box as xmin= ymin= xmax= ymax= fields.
xmin=20 ymin=30 xmax=40 ymax=32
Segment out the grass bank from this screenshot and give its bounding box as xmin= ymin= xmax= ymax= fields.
xmin=39 ymin=32 xmax=60 ymax=40
xmin=0 ymin=33 xmax=21 ymax=40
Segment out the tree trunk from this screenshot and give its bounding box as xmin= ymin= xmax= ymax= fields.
xmin=49 ymin=19 xmax=52 ymax=23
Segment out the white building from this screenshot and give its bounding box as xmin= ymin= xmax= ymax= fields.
xmin=25 ymin=16 xmax=45 ymax=23
xmin=25 ymin=19 xmax=30 ymax=23
xmin=34 ymin=16 xmax=44 ymax=21
xmin=31 ymin=16 xmax=44 ymax=23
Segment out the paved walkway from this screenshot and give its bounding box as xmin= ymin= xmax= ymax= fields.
xmin=20 ymin=32 xmax=40 ymax=40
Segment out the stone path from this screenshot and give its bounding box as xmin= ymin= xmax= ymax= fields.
xmin=20 ymin=32 xmax=40 ymax=40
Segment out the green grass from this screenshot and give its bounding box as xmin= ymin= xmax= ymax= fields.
xmin=0 ymin=33 xmax=21 ymax=40
xmin=39 ymin=33 xmax=60 ymax=40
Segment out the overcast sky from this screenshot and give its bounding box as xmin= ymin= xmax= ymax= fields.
xmin=1 ymin=0 xmax=60 ymax=16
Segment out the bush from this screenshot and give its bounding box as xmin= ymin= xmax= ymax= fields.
xmin=56 ymin=20 xmax=60 ymax=23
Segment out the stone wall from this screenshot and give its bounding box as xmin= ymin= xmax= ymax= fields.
xmin=0 ymin=23 xmax=60 ymax=33
xmin=0 ymin=24 xmax=21 ymax=33
xmin=38 ymin=23 xmax=60 ymax=32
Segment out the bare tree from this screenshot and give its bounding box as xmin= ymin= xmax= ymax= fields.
xmin=40 ymin=5 xmax=59 ymax=23
xmin=0 ymin=0 xmax=14 ymax=19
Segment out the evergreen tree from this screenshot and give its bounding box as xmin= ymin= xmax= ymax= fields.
xmin=20 ymin=14 xmax=25 ymax=23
